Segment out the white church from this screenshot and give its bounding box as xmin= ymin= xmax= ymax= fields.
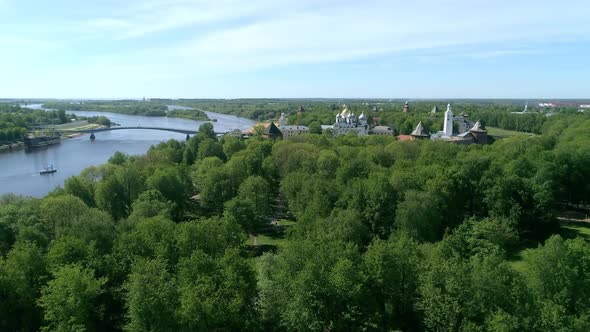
xmin=321 ymin=105 xmax=369 ymax=136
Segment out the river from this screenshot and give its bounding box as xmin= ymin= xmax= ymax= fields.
xmin=0 ymin=105 xmax=255 ymax=198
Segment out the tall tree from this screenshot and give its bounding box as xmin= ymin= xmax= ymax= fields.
xmin=125 ymin=258 xmax=178 ymax=332
xmin=38 ymin=264 xmax=106 ymax=332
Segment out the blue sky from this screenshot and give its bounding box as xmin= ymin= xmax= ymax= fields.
xmin=0 ymin=0 xmax=589 ymax=99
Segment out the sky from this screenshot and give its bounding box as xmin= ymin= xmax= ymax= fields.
xmin=0 ymin=0 xmax=589 ymax=99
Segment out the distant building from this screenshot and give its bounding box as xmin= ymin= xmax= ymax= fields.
xmin=397 ymin=135 xmax=413 ymax=141
xmin=428 ymin=104 xmax=487 ymax=145
xmin=398 ymin=121 xmax=430 ymax=141
xmin=324 ymin=105 xmax=369 ymax=137
xmin=459 ymin=120 xmax=488 ymax=145
xmin=277 ymin=113 xmax=309 ymax=140
xmin=410 ymin=121 xmax=430 ymax=139
xmin=262 ymin=122 xmax=283 ymax=140
xmin=431 ymin=106 xmax=439 ymax=114
xmin=280 ymin=125 xmax=309 ymax=140
xmin=443 ymin=104 xmax=454 ymax=136
xmin=511 ymin=102 xmax=529 ymax=115
xmin=372 ymin=117 xmax=382 ymax=127
xmin=403 ymin=101 xmax=410 ymax=113
xmin=453 ymin=112 xmax=474 ymax=134
xmin=371 ymin=125 xmax=393 ymax=136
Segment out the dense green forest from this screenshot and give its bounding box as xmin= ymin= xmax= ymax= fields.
xmin=0 ymin=105 xmax=75 ymax=143
xmin=1 ymin=110 xmax=590 ymax=330
xmin=42 ymin=100 xmax=210 ymax=121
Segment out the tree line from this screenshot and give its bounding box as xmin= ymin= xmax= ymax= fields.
xmin=0 ymin=113 xmax=590 ymax=330
xmin=0 ymin=105 xmax=73 ymax=143
xmin=153 ymin=98 xmax=578 ymax=135
xmin=42 ymin=100 xmax=210 ymax=121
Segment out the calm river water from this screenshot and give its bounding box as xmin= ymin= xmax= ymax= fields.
xmin=0 ymin=106 xmax=255 ymax=197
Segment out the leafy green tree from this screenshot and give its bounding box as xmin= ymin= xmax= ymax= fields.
xmin=257 ymin=240 xmax=367 ymax=330
xmin=193 ymin=157 xmax=235 ymax=212
xmin=61 ymin=208 xmax=115 ymax=254
xmin=483 ymin=173 xmax=554 ymax=237
xmin=272 ymin=142 xmax=319 ymax=177
xmin=125 ymin=258 xmax=178 ymax=332
xmin=343 ymin=171 xmax=398 ymax=238
xmin=308 ymin=121 xmax=322 ymax=134
xmin=47 ymin=236 xmax=95 ymax=271
xmin=146 ymin=166 xmax=190 ymax=215
xmin=64 ymin=176 xmax=96 ymax=207
xmin=176 ymin=218 xmax=245 ymax=258
xmin=316 ymin=149 xmax=339 ymax=178
xmin=418 ymin=245 xmax=535 ymax=331
xmin=38 ymin=264 xmax=106 ymax=332
xmin=197 ymin=138 xmax=226 ymax=161
xmin=95 ymin=166 xmax=144 ymax=220
xmin=183 ymin=135 xmax=201 ymax=165
xmin=177 ymin=249 xmax=258 ymax=330
xmin=197 ymin=122 xmax=216 ymax=140
xmin=222 ymin=136 xmax=246 ymax=159
xmin=108 ymin=151 xmax=128 ymax=165
xmin=238 ymin=176 xmax=272 ymax=217
xmin=0 ymin=241 xmax=47 ymax=331
xmin=524 ymin=235 xmax=590 ymax=329
xmin=95 ymin=175 xmax=128 ymax=221
xmin=129 ymin=189 xmax=172 ymax=219
xmin=395 ymin=190 xmax=442 ymax=242
xmin=224 ymin=198 xmax=258 ymax=235
xmin=363 ymin=233 xmax=420 ymax=330
xmin=40 ymin=194 xmax=89 ymax=239
xmin=310 ymin=209 xmax=369 ymax=245
xmin=442 ymin=217 xmax=518 ymax=259
xmin=114 ymin=216 xmax=178 ymax=270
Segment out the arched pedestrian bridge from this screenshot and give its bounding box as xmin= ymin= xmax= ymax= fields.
xmin=55 ymin=126 xmax=226 ymax=137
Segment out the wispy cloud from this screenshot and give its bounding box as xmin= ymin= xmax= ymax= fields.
xmin=166 ymin=0 xmax=589 ymax=72
xmin=83 ymin=0 xmax=328 ymax=40
xmin=1 ymin=0 xmax=589 ymax=97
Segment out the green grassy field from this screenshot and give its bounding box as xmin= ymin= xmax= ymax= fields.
xmin=508 ymin=220 xmax=590 ymax=274
xmin=246 ymin=219 xmax=295 ymax=253
xmin=247 ymin=234 xmax=287 ymax=247
xmin=487 ymin=126 xmax=532 ymax=137
xmin=508 ymin=250 xmax=531 ymax=274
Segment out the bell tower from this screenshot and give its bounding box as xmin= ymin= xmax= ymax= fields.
xmin=443 ymin=104 xmax=453 ymax=136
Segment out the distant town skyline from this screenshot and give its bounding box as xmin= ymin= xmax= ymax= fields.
xmin=1 ymin=0 xmax=589 ymax=99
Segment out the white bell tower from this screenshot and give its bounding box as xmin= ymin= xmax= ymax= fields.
xmin=443 ymin=104 xmax=453 ymax=136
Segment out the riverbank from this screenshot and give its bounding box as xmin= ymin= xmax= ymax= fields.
xmin=0 ymin=122 xmax=106 ymax=152
xmin=0 ymin=142 xmax=25 ymax=152
xmin=52 ymin=120 xmax=106 ymax=132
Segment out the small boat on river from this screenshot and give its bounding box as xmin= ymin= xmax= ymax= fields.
xmin=40 ymin=164 xmax=57 ymax=175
